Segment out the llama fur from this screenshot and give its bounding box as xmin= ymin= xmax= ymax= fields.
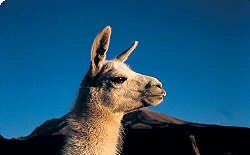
xmin=62 ymin=26 xmax=166 ymax=155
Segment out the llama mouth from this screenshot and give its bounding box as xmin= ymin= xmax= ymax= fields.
xmin=142 ymin=95 xmax=165 ymax=107
xmin=141 ymin=88 xmax=166 ymax=106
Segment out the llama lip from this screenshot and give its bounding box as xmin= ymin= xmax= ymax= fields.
xmin=142 ymin=95 xmax=164 ymax=107
xmin=147 ymin=95 xmax=164 ymax=101
xmin=145 ymin=89 xmax=166 ymax=98
xmin=141 ymin=88 xmax=166 ymax=107
xmin=148 ymin=94 xmax=165 ymax=98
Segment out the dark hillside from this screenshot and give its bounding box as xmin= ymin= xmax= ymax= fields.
xmin=1 ymin=108 xmax=249 ymax=155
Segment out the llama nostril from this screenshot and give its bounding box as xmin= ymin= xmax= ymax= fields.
xmin=156 ymin=84 xmax=162 ymax=89
xmin=145 ymin=83 xmax=151 ymax=89
xmin=145 ymin=81 xmax=163 ymax=89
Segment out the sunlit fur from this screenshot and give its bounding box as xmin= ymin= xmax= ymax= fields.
xmin=62 ymin=26 xmax=166 ymax=155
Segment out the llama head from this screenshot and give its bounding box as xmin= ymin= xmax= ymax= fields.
xmin=81 ymin=26 xmax=166 ymax=114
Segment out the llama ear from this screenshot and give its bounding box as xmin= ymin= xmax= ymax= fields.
xmin=91 ymin=26 xmax=111 ymax=75
xmin=115 ymin=41 xmax=138 ymax=63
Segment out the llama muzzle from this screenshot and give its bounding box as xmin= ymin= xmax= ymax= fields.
xmin=141 ymin=81 xmax=166 ymax=107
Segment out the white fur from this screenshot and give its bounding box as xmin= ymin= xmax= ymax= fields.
xmin=62 ymin=26 xmax=166 ymax=155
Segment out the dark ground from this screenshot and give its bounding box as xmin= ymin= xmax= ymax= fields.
xmin=1 ymin=108 xmax=250 ymax=155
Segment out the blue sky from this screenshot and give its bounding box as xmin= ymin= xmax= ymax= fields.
xmin=0 ymin=0 xmax=250 ymax=138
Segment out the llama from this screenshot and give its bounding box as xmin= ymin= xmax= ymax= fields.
xmin=62 ymin=26 xmax=166 ymax=155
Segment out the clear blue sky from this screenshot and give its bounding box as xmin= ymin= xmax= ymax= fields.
xmin=0 ymin=0 xmax=250 ymax=138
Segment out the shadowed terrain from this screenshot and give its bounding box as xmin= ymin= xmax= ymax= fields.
xmin=1 ymin=108 xmax=249 ymax=155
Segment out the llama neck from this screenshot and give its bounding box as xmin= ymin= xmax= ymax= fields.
xmin=63 ymin=88 xmax=124 ymax=155
xmin=65 ymin=110 xmax=124 ymax=155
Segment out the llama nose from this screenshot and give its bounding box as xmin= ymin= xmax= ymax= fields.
xmin=145 ymin=79 xmax=166 ymax=96
xmin=145 ymin=80 xmax=163 ymax=89
xmin=162 ymin=89 xmax=167 ymax=97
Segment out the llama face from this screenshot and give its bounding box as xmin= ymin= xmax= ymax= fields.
xmin=83 ymin=26 xmax=166 ymax=113
xmin=90 ymin=60 xmax=166 ymax=113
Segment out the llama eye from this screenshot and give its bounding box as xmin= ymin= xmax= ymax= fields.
xmin=111 ymin=77 xmax=127 ymax=84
